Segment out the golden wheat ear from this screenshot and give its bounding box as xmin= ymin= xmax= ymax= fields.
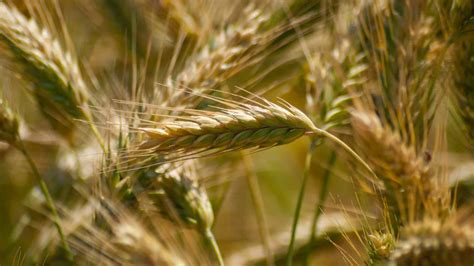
xmin=0 ymin=3 xmax=95 ymax=143
xmin=390 ymin=214 xmax=474 ymax=266
xmin=351 ymin=111 xmax=433 ymax=222
xmin=137 ymin=100 xmax=315 ymax=157
xmin=123 ymin=91 xmax=376 ymax=180
xmin=32 ymin=192 xmax=190 ymax=265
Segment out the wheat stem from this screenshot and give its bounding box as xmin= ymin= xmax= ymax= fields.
xmin=243 ymin=154 xmax=274 ymax=266
xmin=204 ymin=229 xmax=224 ymax=266
xmin=83 ymin=110 xmax=105 ymax=151
xmin=17 ymin=138 xmax=72 ymax=260
xmin=286 ymin=139 xmax=317 ymax=265
xmin=303 ymin=150 xmax=336 ymax=266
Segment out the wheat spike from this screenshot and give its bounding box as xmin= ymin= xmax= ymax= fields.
xmin=33 ymin=194 xmax=188 ymax=265
xmin=304 ymin=38 xmax=367 ymax=130
xmin=130 ymin=159 xmax=222 ymax=264
xmin=390 ymin=213 xmax=474 ymax=266
xmin=351 ymin=111 xmax=432 ymax=222
xmin=147 ymin=161 xmax=214 ymax=232
xmin=165 ymin=6 xmax=269 ymax=109
xmin=449 ymin=1 xmax=474 ymax=146
xmin=138 ymin=97 xmax=316 ymax=158
xmin=351 ymin=111 xmax=430 ymax=187
xmin=366 ymin=232 xmax=394 ymax=264
xmin=0 ymin=3 xmax=89 ymax=140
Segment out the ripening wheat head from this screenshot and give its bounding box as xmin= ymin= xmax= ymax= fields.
xmin=136 ymin=94 xmax=316 ymax=160
xmin=390 ymin=204 xmax=474 ymax=266
xmin=164 ymin=6 xmax=270 ymax=110
xmin=0 ymin=3 xmax=89 ymax=140
xmin=154 ymin=162 xmax=214 ymax=231
xmin=351 ymin=111 xmax=433 ymax=222
xmin=351 ymin=111 xmax=430 ymax=188
xmin=32 ymin=192 xmax=198 ymax=265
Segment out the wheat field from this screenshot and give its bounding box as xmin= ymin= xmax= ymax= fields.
xmin=0 ymin=0 xmax=473 ymax=265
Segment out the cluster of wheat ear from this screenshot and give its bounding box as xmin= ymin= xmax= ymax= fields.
xmin=0 ymin=0 xmax=473 ymax=265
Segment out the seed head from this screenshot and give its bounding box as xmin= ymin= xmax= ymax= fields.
xmin=0 ymin=3 xmax=89 ymax=139
xmin=390 ymin=217 xmax=474 ymax=266
xmin=138 ymin=98 xmax=316 ymax=159
xmin=154 ymin=163 xmax=214 ymax=232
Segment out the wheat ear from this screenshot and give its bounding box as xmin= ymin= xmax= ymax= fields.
xmin=450 ymin=1 xmax=474 ymax=147
xmin=351 ymin=111 xmax=432 ymax=222
xmin=135 ymin=94 xmax=376 ymax=180
xmin=53 ymin=195 xmax=186 ymax=265
xmin=165 ymin=6 xmax=269 ymax=109
xmin=139 ymin=99 xmax=314 ymax=155
xmin=390 ymin=215 xmax=474 ymax=266
xmin=136 ymin=161 xmax=223 ymax=265
xmin=0 ymin=3 xmax=103 ymax=147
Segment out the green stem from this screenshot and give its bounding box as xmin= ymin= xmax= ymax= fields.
xmin=303 ymin=151 xmax=336 ymax=266
xmin=205 ymin=229 xmax=224 ymax=266
xmin=286 ymin=140 xmax=317 ymax=266
xmin=242 ymin=154 xmax=274 ymax=266
xmin=83 ymin=110 xmax=105 ymax=152
xmin=309 ymin=151 xmax=336 ymax=241
xmin=17 ymin=139 xmax=73 ymax=260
